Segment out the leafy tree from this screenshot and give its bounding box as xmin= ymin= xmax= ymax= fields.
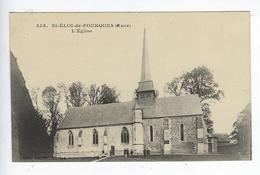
xmin=201 ymin=103 xmax=214 ymax=133
xmin=99 ymin=84 xmax=120 ymax=104
xmin=42 ymin=86 xmax=62 ymax=149
xmin=68 ymin=82 xmax=87 ymax=107
xmin=166 ymin=66 xmax=224 ymax=133
xmin=86 ymin=84 xmax=119 ymax=105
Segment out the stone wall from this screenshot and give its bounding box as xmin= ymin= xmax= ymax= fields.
xmin=143 ymin=115 xmax=202 ymax=155
xmin=169 ymin=116 xmax=197 ymax=154
xmin=143 ymin=119 xmax=164 ymax=154
xmin=54 ymin=124 xmax=133 ymax=158
xmin=54 ymin=115 xmax=208 ymax=158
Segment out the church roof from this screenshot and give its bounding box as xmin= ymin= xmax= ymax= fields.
xmin=58 ymin=94 xmax=202 ymax=130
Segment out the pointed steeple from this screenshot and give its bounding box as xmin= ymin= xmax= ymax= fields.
xmin=136 ymin=29 xmax=155 ymax=94
xmin=140 ymin=28 xmax=152 ymax=82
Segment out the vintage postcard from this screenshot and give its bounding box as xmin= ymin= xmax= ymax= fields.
xmin=10 ymin=12 xmax=251 ymax=162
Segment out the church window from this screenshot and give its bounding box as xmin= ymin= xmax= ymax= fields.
xmin=150 ymin=125 xmax=153 ymax=142
xmin=78 ymin=130 xmax=83 ymax=137
xmin=104 ymin=129 xmax=107 ymax=136
xmin=180 ymin=124 xmax=184 ymax=141
xmin=121 ymin=127 xmax=129 ymax=144
xmin=68 ymin=130 xmax=74 ymax=146
xmin=78 ymin=130 xmax=83 ymax=147
xmin=93 ymin=129 xmax=98 ymax=145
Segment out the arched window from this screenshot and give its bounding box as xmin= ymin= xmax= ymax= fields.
xmin=180 ymin=124 xmax=184 ymax=141
xmin=78 ymin=130 xmax=83 ymax=147
xmin=78 ymin=130 xmax=83 ymax=137
xmin=104 ymin=129 xmax=107 ymax=136
xmin=69 ymin=130 xmax=74 ymax=146
xmin=121 ymin=127 xmax=129 ymax=144
xmin=93 ymin=129 xmax=98 ymax=145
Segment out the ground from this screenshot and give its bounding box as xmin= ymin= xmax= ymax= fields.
xmin=19 ymin=154 xmax=249 ymax=162
xmin=100 ymin=154 xmax=245 ymax=161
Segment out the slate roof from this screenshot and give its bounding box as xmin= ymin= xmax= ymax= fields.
xmin=58 ymin=94 xmax=202 ymax=129
xmin=137 ymin=80 xmax=155 ymax=92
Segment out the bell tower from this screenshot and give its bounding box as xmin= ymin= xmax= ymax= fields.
xmin=136 ymin=29 xmax=156 ymax=106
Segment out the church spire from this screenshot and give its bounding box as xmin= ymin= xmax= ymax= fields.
xmin=140 ymin=28 xmax=152 ymax=82
xmin=136 ymin=29 xmax=155 ymax=96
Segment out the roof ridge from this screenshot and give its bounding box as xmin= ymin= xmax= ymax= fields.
xmin=69 ymin=100 xmax=134 ymax=110
xmin=158 ymin=94 xmax=199 ymax=100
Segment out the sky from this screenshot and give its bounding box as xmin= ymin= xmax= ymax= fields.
xmin=10 ymin=12 xmax=250 ymax=133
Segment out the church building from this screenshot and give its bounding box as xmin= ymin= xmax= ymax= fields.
xmin=53 ymin=30 xmax=210 ymax=158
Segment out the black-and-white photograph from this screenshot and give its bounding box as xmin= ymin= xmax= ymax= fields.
xmin=10 ymin=12 xmax=251 ymax=162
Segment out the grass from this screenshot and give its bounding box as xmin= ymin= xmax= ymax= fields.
xmin=100 ymin=154 xmax=246 ymax=162
xmin=18 ymin=153 xmax=250 ymax=162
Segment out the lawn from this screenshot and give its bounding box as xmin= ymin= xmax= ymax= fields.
xmin=18 ymin=153 xmax=249 ymax=162
xmin=100 ymin=154 xmax=245 ymax=162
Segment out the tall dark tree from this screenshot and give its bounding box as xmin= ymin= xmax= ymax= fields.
xmin=166 ymin=66 xmax=224 ymax=133
xmin=68 ymin=82 xmax=86 ymax=107
xmin=11 ymin=52 xmax=50 ymax=160
xmin=42 ymin=86 xmax=62 ymax=149
xmin=230 ymin=103 xmax=251 ymax=158
xmin=86 ymin=84 xmax=120 ymax=105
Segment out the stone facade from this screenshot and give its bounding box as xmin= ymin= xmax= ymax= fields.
xmin=142 ymin=116 xmax=209 ymax=155
xmin=169 ymin=116 xmax=197 ymax=154
xmin=143 ymin=119 xmax=164 ymax=154
xmin=54 ymin=115 xmax=209 ymax=158
xmin=54 ymin=125 xmax=133 ymax=158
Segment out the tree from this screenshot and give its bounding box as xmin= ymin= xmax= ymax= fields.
xmin=30 ymin=87 xmax=49 ymax=134
xmin=42 ymin=86 xmax=62 ymax=149
xmin=99 ymin=84 xmax=120 ymax=104
xmin=230 ymin=120 xmax=239 ymax=141
xmin=57 ymin=83 xmax=71 ymax=109
xmin=166 ymin=66 xmax=224 ymax=133
xmin=201 ymin=103 xmax=214 ymax=133
xmin=86 ymin=84 xmax=120 ymax=105
xmin=86 ymin=84 xmax=101 ymax=105
xmin=30 ymin=87 xmax=41 ymax=112
xmin=11 ymin=52 xmax=51 ymax=160
xmin=229 ymin=103 xmax=251 ymax=155
xmin=68 ymin=82 xmax=87 ymax=107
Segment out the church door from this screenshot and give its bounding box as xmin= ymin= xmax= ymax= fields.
xmin=110 ymin=145 xmax=115 ymax=156
xmin=208 ymin=143 xmax=213 ymax=153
